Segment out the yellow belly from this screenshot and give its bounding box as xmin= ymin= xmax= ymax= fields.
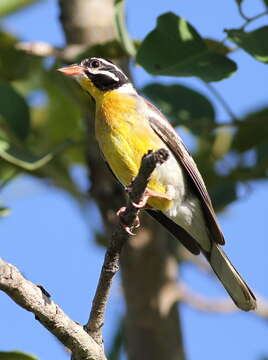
xmin=95 ymin=91 xmax=172 ymax=211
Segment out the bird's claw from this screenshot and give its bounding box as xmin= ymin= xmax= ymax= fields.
xmin=132 ymin=195 xmax=149 ymax=209
xmin=116 ymin=206 xmax=126 ymax=217
xmin=116 ymin=206 xmax=140 ymax=236
xmin=133 ymin=216 xmax=140 ymax=229
xmin=124 ymin=225 xmax=136 ymax=236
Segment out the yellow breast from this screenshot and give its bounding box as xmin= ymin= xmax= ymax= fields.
xmin=95 ymin=91 xmax=172 ymax=211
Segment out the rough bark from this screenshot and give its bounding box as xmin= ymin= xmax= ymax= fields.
xmin=57 ymin=1 xmax=185 ymax=359
xmin=0 ymin=259 xmax=105 ymax=360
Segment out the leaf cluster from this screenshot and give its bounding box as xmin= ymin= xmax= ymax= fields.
xmin=0 ymin=0 xmax=267 ymax=219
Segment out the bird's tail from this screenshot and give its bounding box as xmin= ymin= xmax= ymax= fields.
xmin=202 ymin=243 xmax=256 ymax=311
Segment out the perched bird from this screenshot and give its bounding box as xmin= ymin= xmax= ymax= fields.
xmin=58 ymin=57 xmax=256 ymax=311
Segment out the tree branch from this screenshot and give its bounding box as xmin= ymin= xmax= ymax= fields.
xmin=177 ymin=283 xmax=268 ymax=318
xmin=85 ymin=148 xmax=169 ymax=345
xmin=0 ymin=258 xmax=105 ymax=360
xmin=0 ymin=149 xmax=169 ymax=358
xmin=16 ymin=41 xmax=89 ymax=61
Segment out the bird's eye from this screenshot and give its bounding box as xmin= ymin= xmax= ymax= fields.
xmin=90 ymin=60 xmax=100 ymax=68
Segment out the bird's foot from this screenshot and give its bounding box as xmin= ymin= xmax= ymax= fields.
xmin=116 ymin=188 xmax=171 ymax=235
xmin=132 ymin=188 xmax=172 ymax=209
xmin=116 ymin=206 xmax=140 ymax=235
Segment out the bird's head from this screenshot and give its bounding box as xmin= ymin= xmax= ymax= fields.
xmin=58 ymin=57 xmax=131 ymax=100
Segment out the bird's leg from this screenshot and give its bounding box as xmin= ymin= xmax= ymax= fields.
xmin=132 ymin=188 xmax=172 ymax=209
xmin=117 ymin=184 xmax=171 ymax=235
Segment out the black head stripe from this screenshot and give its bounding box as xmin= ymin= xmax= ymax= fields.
xmin=81 ymin=57 xmax=129 ymax=91
xmin=85 ymin=72 xmax=119 ymax=91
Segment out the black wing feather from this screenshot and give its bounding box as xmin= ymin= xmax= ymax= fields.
xmin=146 ymin=209 xmax=200 ymax=254
xmin=146 ymin=101 xmax=225 ymax=245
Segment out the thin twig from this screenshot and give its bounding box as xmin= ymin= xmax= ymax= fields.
xmin=177 ymin=283 xmax=268 ymax=318
xmin=85 ymin=148 xmax=169 ymax=345
xmin=237 ymin=3 xmax=250 ymax=21
xmin=177 ymin=283 xmax=238 ymax=313
xmin=235 ymin=0 xmax=268 ymax=25
xmin=241 ymin=10 xmax=268 ymax=29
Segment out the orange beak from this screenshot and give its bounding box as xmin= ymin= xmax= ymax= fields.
xmin=58 ymin=64 xmax=84 ymax=77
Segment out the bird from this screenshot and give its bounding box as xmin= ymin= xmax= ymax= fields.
xmin=58 ymin=57 xmax=256 ymax=311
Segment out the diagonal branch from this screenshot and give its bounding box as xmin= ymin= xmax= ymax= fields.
xmin=0 ymin=149 xmax=169 ymax=358
xmin=85 ymin=148 xmax=169 ymax=345
xmin=0 ymin=258 xmax=105 ymax=360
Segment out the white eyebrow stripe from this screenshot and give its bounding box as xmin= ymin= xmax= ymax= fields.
xmin=86 ymin=68 xmax=120 ymax=82
xmin=97 ymin=70 xmax=120 ymax=81
xmin=92 ymin=57 xmax=129 ymax=80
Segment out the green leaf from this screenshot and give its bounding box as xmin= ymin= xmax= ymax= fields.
xmin=210 ymin=181 xmax=237 ymax=211
xmin=226 ymin=27 xmax=268 ymax=63
xmin=228 ymin=163 xmax=267 ymax=182
xmin=256 ymin=143 xmax=268 ymax=166
xmin=136 ymin=12 xmax=237 ymax=82
xmin=0 ymin=351 xmax=37 ymax=360
xmin=0 ymin=0 xmax=40 ymax=17
xmin=45 ymin=81 xmax=82 ymax=145
xmin=142 ymin=83 xmax=215 ymax=134
xmin=114 ymin=0 xmax=136 ymax=56
xmin=0 ymin=161 xmax=18 ymax=188
xmin=0 ymin=139 xmax=75 ymax=171
xmin=212 ymin=129 xmax=233 ymax=159
xmin=235 ymin=0 xmax=243 ymax=5
xmin=0 ymin=205 xmax=11 ymax=217
xmin=0 ymin=31 xmax=41 ymax=82
xmin=204 ymin=38 xmax=233 ymax=55
xmin=37 ymin=77 xmax=84 ymax=158
xmin=0 ymin=81 xmax=30 ymax=139
xmin=36 ymin=70 xmax=86 ymax=164
xmin=232 ymin=108 xmax=268 ymax=152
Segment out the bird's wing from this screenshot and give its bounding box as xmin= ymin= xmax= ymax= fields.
xmin=146 ymin=209 xmax=201 ymax=254
xmin=145 ymin=100 xmax=225 ymax=245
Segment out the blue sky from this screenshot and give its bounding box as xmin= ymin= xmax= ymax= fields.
xmin=1 ymin=0 xmax=268 ymax=359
